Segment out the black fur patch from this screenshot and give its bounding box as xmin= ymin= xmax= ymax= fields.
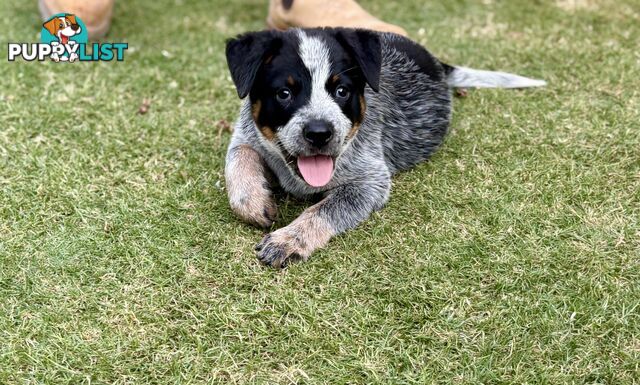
xmin=384 ymin=36 xmax=446 ymax=82
xmin=250 ymin=35 xmax=311 ymax=135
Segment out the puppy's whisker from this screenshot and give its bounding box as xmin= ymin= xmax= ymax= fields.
xmin=273 ymin=138 xmax=291 ymax=161
xmin=334 ymin=66 xmax=359 ymax=77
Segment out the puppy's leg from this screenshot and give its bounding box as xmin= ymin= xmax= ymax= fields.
xmin=225 ymin=144 xmax=277 ymax=228
xmin=256 ymin=180 xmax=390 ymax=268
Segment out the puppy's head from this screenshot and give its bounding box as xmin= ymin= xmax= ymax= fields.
xmin=43 ymin=14 xmax=82 ymax=42
xmin=226 ymin=28 xmax=381 ymax=187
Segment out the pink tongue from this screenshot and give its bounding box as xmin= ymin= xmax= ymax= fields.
xmin=297 ymin=155 xmax=334 ymax=187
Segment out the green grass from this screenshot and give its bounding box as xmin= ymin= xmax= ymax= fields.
xmin=1 ymin=0 xmax=639 ymax=383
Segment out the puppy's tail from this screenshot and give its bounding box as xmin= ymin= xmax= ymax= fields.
xmin=443 ymin=64 xmax=546 ymax=88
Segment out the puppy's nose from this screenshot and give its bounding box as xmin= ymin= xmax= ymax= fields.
xmin=303 ymin=120 xmax=334 ymax=148
xmin=71 ymin=24 xmax=79 ymax=31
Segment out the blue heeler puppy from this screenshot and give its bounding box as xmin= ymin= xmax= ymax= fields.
xmin=225 ymin=27 xmax=545 ymax=268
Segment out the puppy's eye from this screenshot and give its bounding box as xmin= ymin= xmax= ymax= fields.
xmin=276 ymin=88 xmax=292 ymax=103
xmin=334 ymin=85 xmax=350 ymax=100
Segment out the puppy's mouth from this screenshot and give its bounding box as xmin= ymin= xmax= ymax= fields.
xmin=296 ymin=155 xmax=334 ymax=187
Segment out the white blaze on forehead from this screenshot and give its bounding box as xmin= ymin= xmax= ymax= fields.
xmin=296 ymin=29 xmax=337 ymax=117
xmin=296 ymin=29 xmax=332 ymax=87
xmin=294 ymin=29 xmax=349 ymax=129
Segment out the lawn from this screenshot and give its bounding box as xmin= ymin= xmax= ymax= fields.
xmin=1 ymin=0 xmax=639 ymax=383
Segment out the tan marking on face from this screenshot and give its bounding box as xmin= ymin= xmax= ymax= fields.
xmin=264 ymin=55 xmax=273 ymax=64
xmin=346 ymin=94 xmax=366 ymax=140
xmin=259 ymin=126 xmax=276 ymax=140
xmin=225 ymin=145 xmax=276 ymax=228
xmin=251 ymin=99 xmax=261 ymax=120
xmin=251 ymin=100 xmax=276 ymax=141
xmin=331 ymin=74 xmax=340 ymax=83
xmin=346 ymin=122 xmax=361 ymax=140
xmin=287 ymin=75 xmax=295 ymax=86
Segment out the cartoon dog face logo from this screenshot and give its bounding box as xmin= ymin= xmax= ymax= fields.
xmin=43 ymin=14 xmax=82 ymax=45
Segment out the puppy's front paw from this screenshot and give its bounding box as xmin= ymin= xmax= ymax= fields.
xmin=229 ymin=187 xmax=277 ymax=229
xmin=255 ymin=230 xmax=307 ymax=268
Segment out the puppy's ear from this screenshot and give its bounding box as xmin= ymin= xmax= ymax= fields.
xmin=66 ymin=14 xmax=77 ymax=25
xmin=226 ymin=31 xmax=281 ymax=99
xmin=43 ymin=18 xmax=58 ymax=35
xmin=336 ymin=29 xmax=382 ymax=92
